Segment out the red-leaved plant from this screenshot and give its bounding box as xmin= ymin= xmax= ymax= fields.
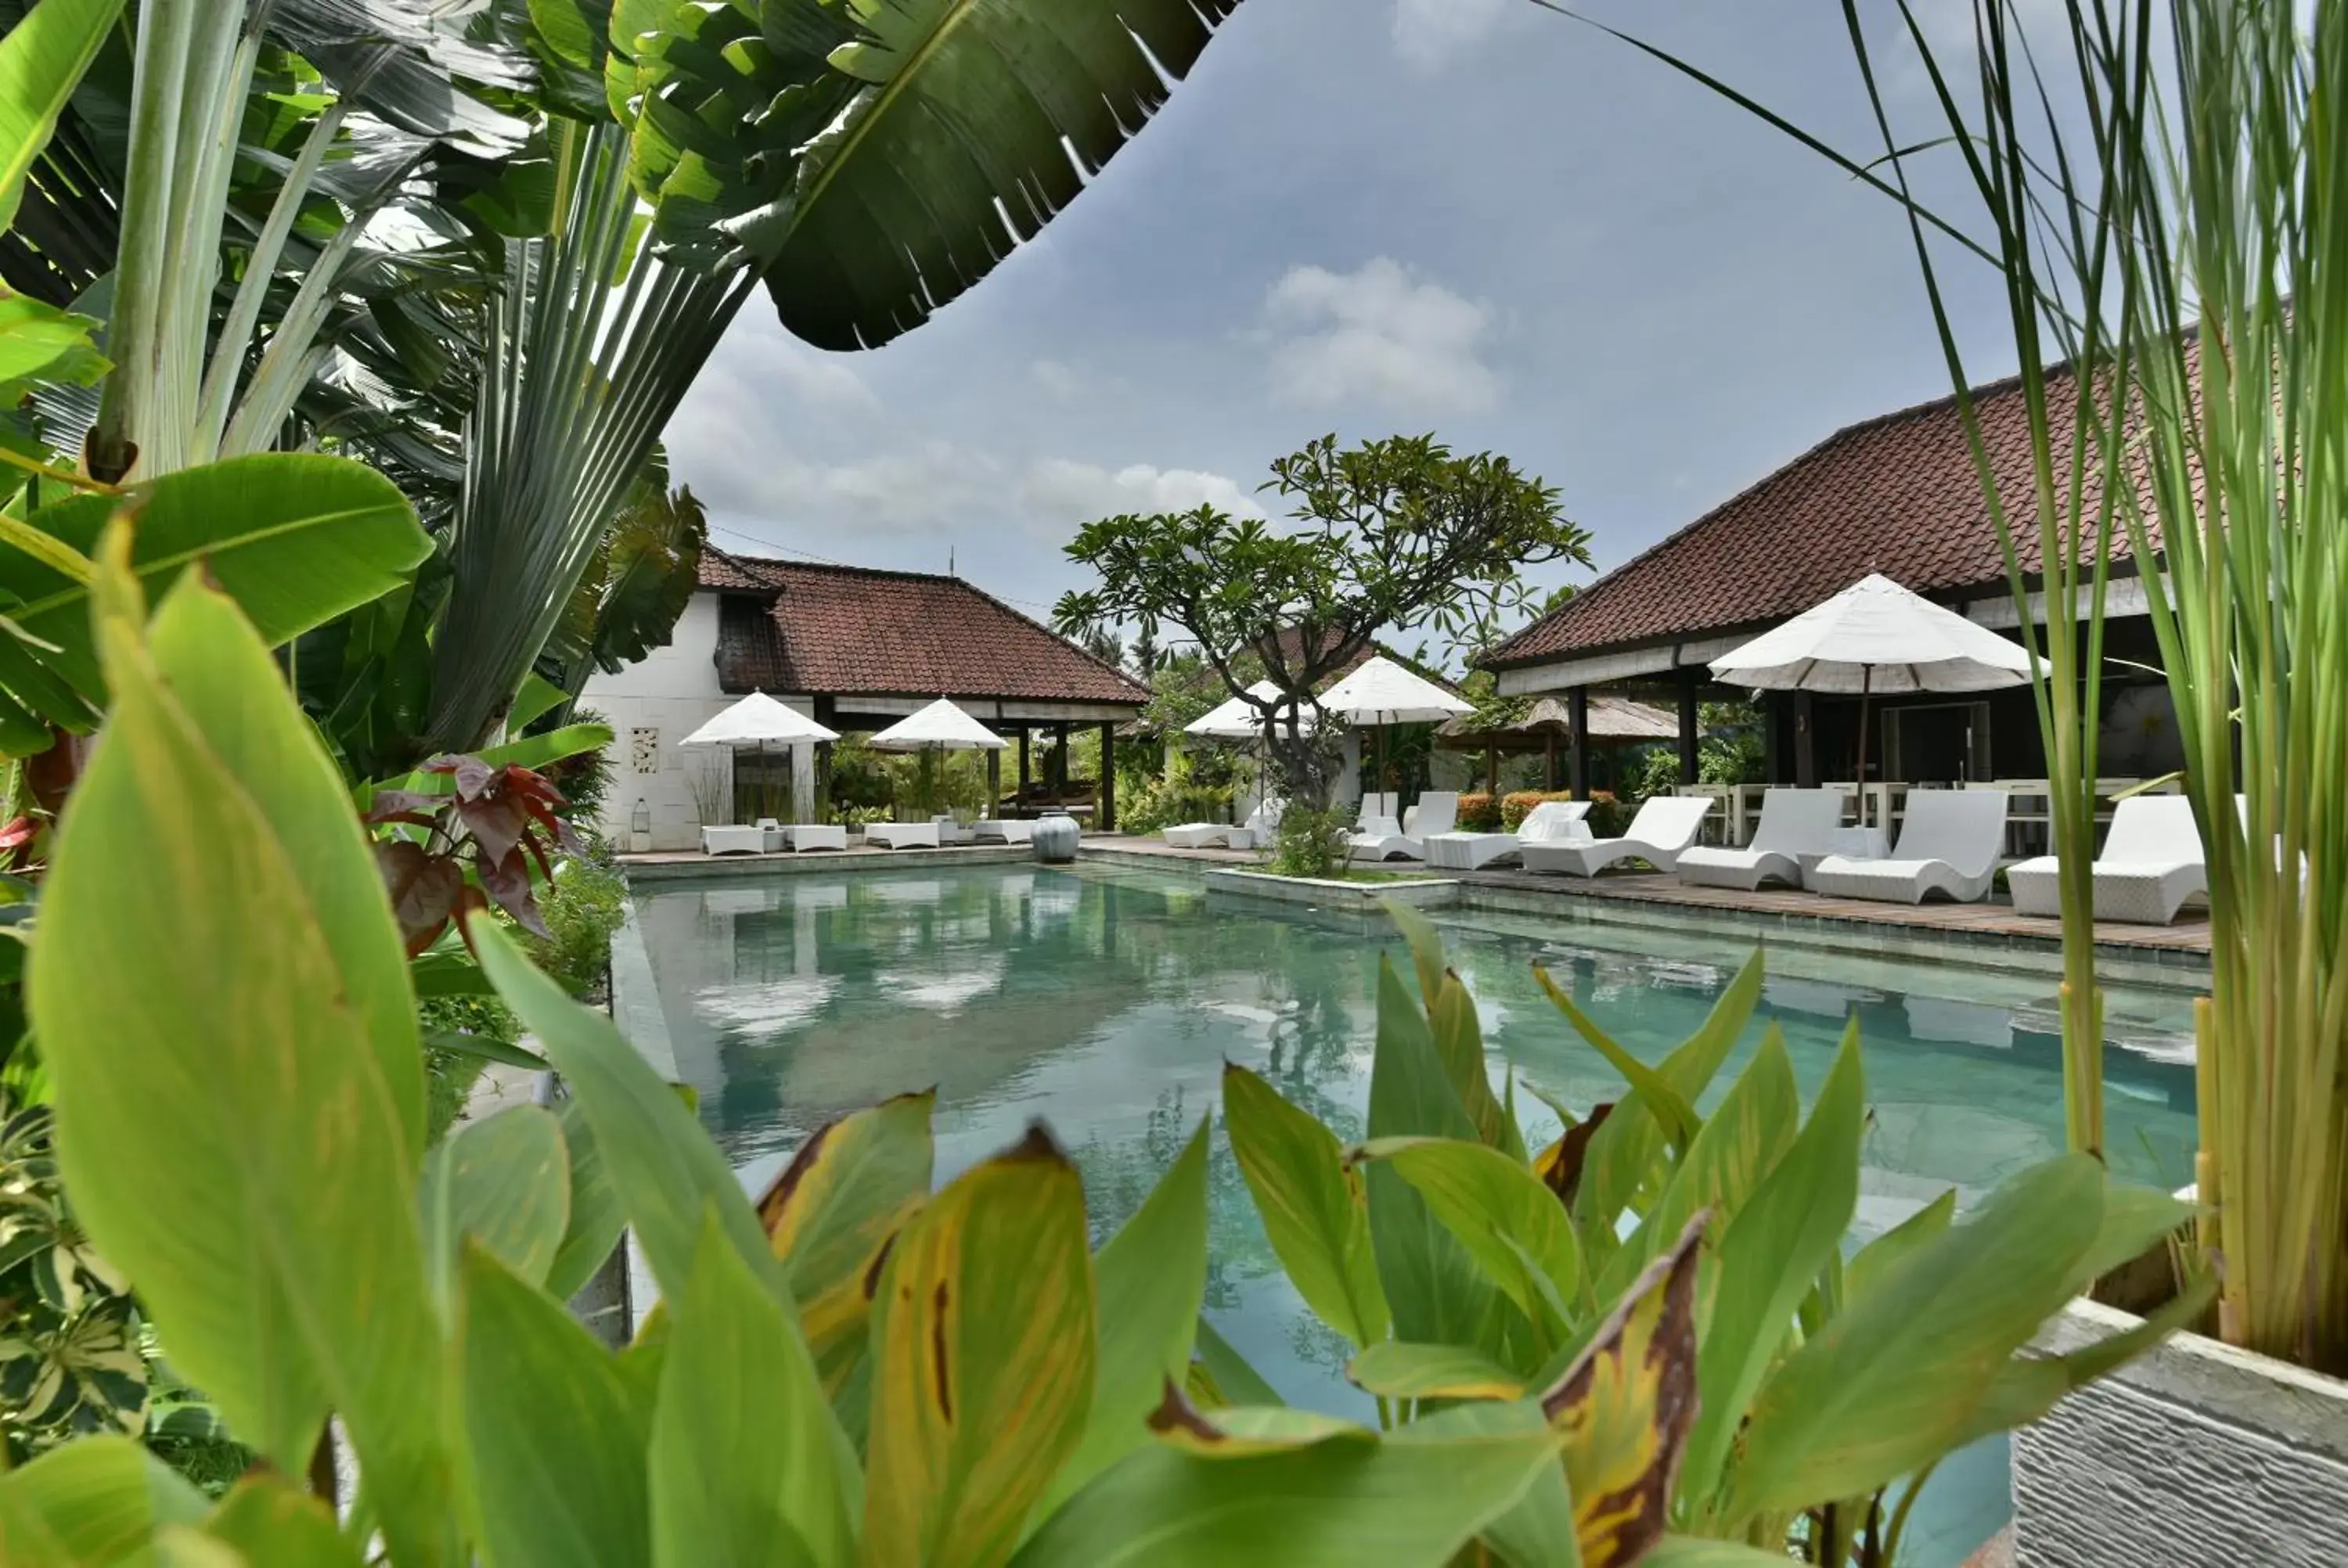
xmin=365 ymin=756 xmax=580 ymax=955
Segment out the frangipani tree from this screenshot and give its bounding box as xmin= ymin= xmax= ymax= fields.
xmin=1054 ymin=433 xmax=1590 ymax=843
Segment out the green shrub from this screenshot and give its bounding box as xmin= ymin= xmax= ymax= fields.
xmin=1498 ymin=789 xmax=1574 ymax=829
xmin=1456 ymin=791 xmax=1502 ymax=831
xmin=1119 ymin=779 xmax=1230 ymax=837
xmin=527 ymin=847 xmax=628 ymax=1002
xmin=1269 ymin=804 xmax=1349 ymax=879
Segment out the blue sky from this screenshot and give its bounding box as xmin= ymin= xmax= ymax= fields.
xmin=659 ymin=0 xmax=2041 ymax=636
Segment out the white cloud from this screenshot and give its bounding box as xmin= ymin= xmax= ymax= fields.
xmin=1263 ymin=257 xmax=1501 ymax=415
xmin=1392 ymin=0 xmax=1511 ymax=66
xmin=1021 ymin=459 xmax=1266 ymax=529
xmin=760 ymin=445 xmax=998 ymax=534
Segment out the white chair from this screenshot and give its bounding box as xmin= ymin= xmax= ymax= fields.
xmin=756 ymin=817 xmax=787 ymax=852
xmin=1675 ymin=789 xmax=1847 ymax=890
xmin=971 ymin=819 xmax=1035 ymax=845
xmin=1809 ymin=790 xmax=2009 ymax=904
xmin=1424 ymin=800 xmax=1592 ymax=871
xmin=2004 ymin=794 xmax=2207 ymax=924
xmin=863 ymin=821 xmax=942 ymax=849
xmin=1351 ymin=792 xmax=1457 ymax=863
xmin=1520 ymin=795 xmax=1716 ymax=878
xmin=787 ymin=823 xmax=848 ymax=852
xmin=700 ymin=825 xmax=764 ymax=855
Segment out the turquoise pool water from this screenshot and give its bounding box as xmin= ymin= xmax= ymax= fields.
xmin=629 ymin=861 xmax=2202 ymax=1566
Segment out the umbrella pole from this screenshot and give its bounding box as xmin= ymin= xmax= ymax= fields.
xmin=1856 ymin=667 xmax=1872 ymax=829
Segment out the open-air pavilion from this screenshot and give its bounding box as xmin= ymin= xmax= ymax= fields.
xmin=1437 ymin=695 xmax=1679 ymax=797
xmin=1482 ymin=360 xmax=2181 ymax=824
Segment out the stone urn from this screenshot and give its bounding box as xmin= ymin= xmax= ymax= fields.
xmin=1032 ymin=812 xmax=1079 ymax=864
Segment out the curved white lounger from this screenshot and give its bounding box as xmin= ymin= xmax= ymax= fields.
xmin=1808 ymin=790 xmax=2008 ymax=905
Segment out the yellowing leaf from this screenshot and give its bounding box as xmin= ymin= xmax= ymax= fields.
xmin=1146 ymin=1380 xmax=1373 ymax=1457
xmin=1348 ymin=1342 xmax=1528 ymax=1402
xmin=864 ymin=1127 xmax=1094 ymax=1568
xmin=757 ymin=1088 xmax=935 ymax=1393
xmin=1540 ymin=1214 xmax=1705 ymax=1568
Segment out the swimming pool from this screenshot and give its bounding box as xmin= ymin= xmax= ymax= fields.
xmin=625 ymin=860 xmax=2201 ymax=1566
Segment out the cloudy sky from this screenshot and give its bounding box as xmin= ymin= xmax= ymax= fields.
xmin=659 ymin=0 xmax=2038 ymax=642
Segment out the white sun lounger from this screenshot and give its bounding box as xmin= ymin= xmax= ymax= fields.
xmin=700 ymin=825 xmax=765 ymax=855
xmin=1675 ymin=789 xmax=1847 ymax=890
xmin=1424 ymin=800 xmax=1593 ymax=871
xmin=1809 ymin=789 xmax=2009 ymax=904
xmin=862 ymin=821 xmax=941 ymax=850
xmin=1352 ymin=792 xmax=1457 ymax=863
xmin=2004 ymin=794 xmax=2207 ymax=924
xmin=787 ymin=823 xmax=848 ymax=852
xmin=754 ymin=817 xmax=788 ymax=851
xmin=1519 ymin=795 xmax=1716 ymax=878
xmin=1165 ymin=797 xmax=1281 ymax=850
xmin=971 ymin=819 xmax=1035 ymax=845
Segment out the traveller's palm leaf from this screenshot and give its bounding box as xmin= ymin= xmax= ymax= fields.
xmin=618 ymin=0 xmax=1248 ymax=350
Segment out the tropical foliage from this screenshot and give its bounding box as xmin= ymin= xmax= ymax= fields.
xmin=1598 ymin=0 xmax=2348 ymax=1371
xmin=1220 ymin=904 xmax=2209 ymax=1564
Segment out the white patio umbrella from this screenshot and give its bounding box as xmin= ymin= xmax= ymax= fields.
xmin=1185 ymin=680 xmax=1321 ymax=739
xmin=680 ymin=692 xmax=839 ymax=820
xmin=1314 ymin=655 xmax=1471 ymax=793
xmin=868 ymin=699 xmax=1008 ymax=823
xmin=866 ymin=697 xmax=1008 ymax=752
xmin=1709 ymin=573 xmax=2032 ymax=820
xmin=1187 ymin=681 xmax=1320 ymax=812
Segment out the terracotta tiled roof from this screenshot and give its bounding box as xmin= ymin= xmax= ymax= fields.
xmin=700 ymin=550 xmax=1147 ymax=706
xmin=697 ymin=548 xmax=791 ymax=592
xmin=1488 ymin=351 xmax=2173 ymax=671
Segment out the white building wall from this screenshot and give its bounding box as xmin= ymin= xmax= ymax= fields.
xmin=578 ymin=593 xmax=822 ymax=851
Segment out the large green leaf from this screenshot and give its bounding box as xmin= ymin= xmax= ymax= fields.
xmin=0 ymin=293 xmax=103 ymax=384
xmin=0 ymin=1437 xmax=207 ymax=1566
xmin=199 ymin=1475 xmax=365 ymax=1568
xmin=1597 ymin=1026 xmax=1800 ymax=1304
xmin=0 ymin=455 xmax=430 ymax=737
xmin=755 ymin=1088 xmax=935 ymax=1395
xmin=420 ymin=1105 xmax=572 ymax=1311
xmin=459 ymin=1244 xmax=650 ymax=1568
xmin=543 ymin=1095 xmax=630 ymax=1303
xmin=864 ymin=1127 xmax=1095 ymax=1568
xmin=28 ymin=550 xmax=448 ymax=1559
xmin=468 ymin=915 xmax=781 ymax=1303
xmin=1723 ymin=1153 xmax=2112 ymax=1521
xmin=1222 ymin=1063 xmax=1388 ymax=1350
xmin=1569 ymin=952 xmax=1762 ymax=1246
xmin=1353 ymin=1135 xmax=1580 ymax=1350
xmin=650 ymin=1210 xmax=855 ymax=1568
xmin=146 ymin=577 xmax=425 ymax=1154
xmin=1008 ymin=1421 xmax=1564 ymax=1568
xmin=1680 ymin=1020 xmax=1864 ymax=1512
xmin=1365 ymin=958 xmax=1496 ymax=1354
xmin=1043 ymin=1117 xmax=1212 ymax=1516
xmin=0 ymin=0 xmax=124 ymax=232
xmin=623 ymin=0 xmax=1247 ymax=351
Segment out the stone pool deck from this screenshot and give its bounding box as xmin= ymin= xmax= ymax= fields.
xmin=1074 ymin=836 xmax=2213 ymax=987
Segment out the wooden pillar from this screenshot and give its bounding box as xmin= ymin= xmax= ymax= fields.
xmin=1053 ymin=721 xmax=1070 ymax=793
xmin=1793 ymin=692 xmax=1818 ymax=788
xmin=1568 ymin=686 xmax=1590 ymax=800
xmin=1098 ymin=722 xmax=1117 ymax=831
xmin=1544 ymin=731 xmax=1560 ymax=790
xmin=1484 ymin=744 xmax=1498 ymax=797
xmin=1677 ymin=668 xmax=1701 ymax=786
xmin=1763 ymin=692 xmax=1786 ymax=784
xmin=987 ymin=746 xmax=1001 ymax=811
xmin=1018 ymin=728 xmax=1031 ymax=795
